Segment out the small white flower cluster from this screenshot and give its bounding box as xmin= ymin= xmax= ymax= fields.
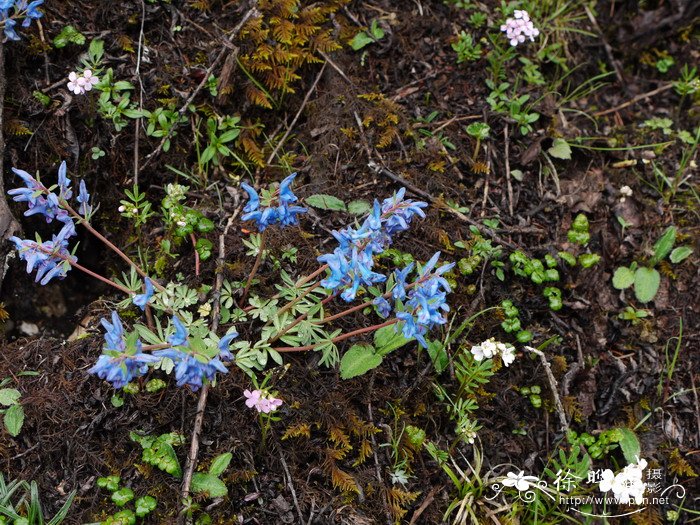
xmin=470 ymin=338 xmax=516 ymax=367
xmin=619 ymin=185 xmax=633 ymax=202
xmin=500 ymin=10 xmax=540 ymax=47
xmin=67 ymin=70 xmax=99 ymax=95
xmin=599 ymin=457 xmax=648 ymax=505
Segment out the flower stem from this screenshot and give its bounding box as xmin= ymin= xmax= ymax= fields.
xmin=71 ymin=259 xmax=134 ymax=295
xmin=60 ymin=198 xmax=165 ymax=292
xmin=239 ymin=229 xmax=267 ymax=307
xmin=273 ymin=318 xmax=398 ymax=353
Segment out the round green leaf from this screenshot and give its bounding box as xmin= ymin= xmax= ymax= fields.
xmin=634 ymin=267 xmax=660 ymax=303
xmin=612 ymin=267 xmax=635 ymax=289
xmin=0 ymin=388 xmax=20 ymax=407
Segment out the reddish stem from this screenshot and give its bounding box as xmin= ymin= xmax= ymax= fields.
xmin=239 ymin=230 xmax=267 ymax=307
xmin=273 ymin=318 xmax=398 ymax=353
xmin=190 ymin=233 xmax=200 ymax=277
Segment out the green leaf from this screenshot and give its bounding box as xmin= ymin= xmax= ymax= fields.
xmin=426 ymin=339 xmax=448 ymax=373
xmin=53 ymin=25 xmax=86 ymax=48
xmin=0 ymin=388 xmax=20 ymax=406
xmin=558 ymin=251 xmax=577 ymax=266
xmin=208 ymin=453 xmax=232 ymax=477
xmin=614 ymin=428 xmax=641 ymax=464
xmin=578 ymin=253 xmax=601 ymax=268
xmin=305 ymin=194 xmax=346 ymax=211
xmin=4 ymin=404 xmax=24 ymax=437
xmin=134 ymin=495 xmax=157 ymax=517
xmin=349 ymin=32 xmax=375 ymax=51
xmin=340 ymin=344 xmax=383 ymax=379
xmin=669 ymin=246 xmax=693 ymax=264
xmin=146 ymin=379 xmax=167 ymax=393
xmin=97 ymin=475 xmax=121 ymax=492
xmin=347 ymin=200 xmax=371 ymax=215
xmin=634 ymin=267 xmax=660 ymax=303
xmin=111 ymin=395 xmax=125 ymax=408
xmin=191 ymin=473 xmax=228 ymax=498
xmin=111 ymin=488 xmax=135 ymax=507
xmin=612 ymin=267 xmax=635 ymax=289
xmin=374 ymin=323 xmax=410 ymax=355
xmin=548 ymin=138 xmax=572 ymax=160
xmin=650 ymin=226 xmax=676 ymax=266
xmin=465 ymin=122 xmax=490 ymax=140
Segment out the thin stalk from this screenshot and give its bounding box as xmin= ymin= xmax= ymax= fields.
xmin=239 ymin=230 xmax=267 ymax=307
xmin=34 ymin=244 xmax=133 ymax=295
xmin=60 ymin=199 xmax=165 ymax=291
xmin=266 ymin=292 xmax=337 ymax=344
xmin=273 ymin=318 xmax=397 ymax=353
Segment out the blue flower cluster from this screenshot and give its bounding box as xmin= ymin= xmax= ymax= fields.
xmin=88 ymin=312 xmax=159 ymax=389
xmin=1 ymin=0 xmax=43 ymax=41
xmin=152 ymin=317 xmax=238 ymax=391
xmin=7 ymin=162 xmax=92 ymax=285
xmin=318 ymin=188 xmax=427 ymax=301
xmin=394 ymin=252 xmax=454 ymax=348
xmin=241 ymin=173 xmax=307 ymax=231
xmin=89 ymin=314 xmax=239 ymax=391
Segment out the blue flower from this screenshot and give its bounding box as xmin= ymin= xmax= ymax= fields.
xmin=218 ymin=330 xmax=239 ymax=361
xmin=0 ymin=1 xmax=15 ymax=10
xmin=133 ymin=277 xmax=154 ymax=310
xmin=380 ymin=188 xmax=428 ymax=236
xmin=318 ymin=247 xmax=386 ymax=302
xmin=393 ymin=252 xmax=454 ymax=348
xmin=392 ymin=263 xmax=414 ymax=300
xmin=2 ymin=17 xmax=19 ymax=40
xmin=89 ymin=311 xmax=159 ymax=389
xmin=77 ymin=180 xmax=92 ymax=217
xmin=373 ymin=296 xmax=392 ymax=318
xmin=152 ymin=348 xmax=228 ymax=391
xmin=56 ymin=161 xmax=72 ymax=199
xmin=10 ymin=225 xmax=77 ymax=285
xmin=24 ymin=0 xmax=43 ymax=21
xmin=8 ymin=166 xmax=71 ymax=223
xmin=240 ymin=173 xmax=307 ymax=231
xmin=168 ymin=316 xmax=189 ymax=347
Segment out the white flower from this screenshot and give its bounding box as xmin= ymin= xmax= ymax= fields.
xmin=598 ymin=458 xmax=648 ymax=505
xmin=66 ymin=70 xmax=100 ymax=95
xmin=619 ymin=185 xmax=633 ymax=202
xmin=598 ymin=469 xmax=615 ymax=492
xmin=118 ymin=205 xmax=126 ymax=212
xmin=502 ymin=470 xmax=539 ymax=492
xmin=501 ymin=344 xmax=516 ymax=366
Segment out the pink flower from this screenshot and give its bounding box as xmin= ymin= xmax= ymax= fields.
xmin=67 ymin=70 xmax=100 ymax=95
xmin=501 ymin=10 xmax=540 ymax=47
xmin=244 ymin=389 xmax=283 ymax=413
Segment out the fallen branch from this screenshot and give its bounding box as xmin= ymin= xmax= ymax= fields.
xmin=178 ymin=216 xmax=236 ymax=524
xmin=523 ymin=346 xmax=569 ymax=434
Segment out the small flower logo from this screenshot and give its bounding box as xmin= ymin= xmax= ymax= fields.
xmin=503 ymin=470 xmax=540 ymax=492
